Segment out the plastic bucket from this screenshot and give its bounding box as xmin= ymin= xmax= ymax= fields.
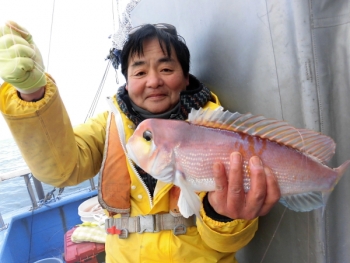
xmin=34 ymin=258 xmax=63 ymax=263
xmin=78 ymin=196 xmax=105 ymax=223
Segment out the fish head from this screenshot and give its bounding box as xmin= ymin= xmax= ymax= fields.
xmin=126 ymin=119 xmax=177 ymax=183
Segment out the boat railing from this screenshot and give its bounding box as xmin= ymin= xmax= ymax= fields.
xmin=0 ymin=168 xmax=97 ymax=231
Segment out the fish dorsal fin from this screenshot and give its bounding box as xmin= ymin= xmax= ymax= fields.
xmin=188 ymin=107 xmax=336 ymax=162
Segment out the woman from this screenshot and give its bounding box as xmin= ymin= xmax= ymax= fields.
xmin=0 ymin=21 xmax=280 ymax=262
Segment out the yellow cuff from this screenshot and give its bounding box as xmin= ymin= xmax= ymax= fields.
xmin=0 ymin=73 xmax=56 ymax=116
xmin=197 ymin=192 xmax=259 ymax=252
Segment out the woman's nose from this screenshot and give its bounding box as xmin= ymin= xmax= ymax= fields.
xmin=146 ymin=71 xmax=163 ymax=88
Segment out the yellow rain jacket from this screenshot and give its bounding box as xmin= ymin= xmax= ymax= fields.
xmin=0 ymin=75 xmax=258 ymax=263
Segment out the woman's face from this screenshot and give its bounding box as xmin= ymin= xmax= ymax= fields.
xmin=126 ymin=38 xmax=189 ymax=114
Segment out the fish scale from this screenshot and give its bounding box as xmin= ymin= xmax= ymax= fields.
xmin=172 ymin=126 xmax=337 ymax=195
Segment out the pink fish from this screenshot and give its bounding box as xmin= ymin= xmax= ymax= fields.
xmin=126 ymin=107 xmax=350 ymax=218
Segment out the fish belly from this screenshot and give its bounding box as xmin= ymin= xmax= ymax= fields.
xmin=174 ymin=125 xmax=337 ymax=196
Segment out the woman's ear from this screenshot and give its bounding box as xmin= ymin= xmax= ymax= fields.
xmin=125 ymin=83 xmax=128 ymax=90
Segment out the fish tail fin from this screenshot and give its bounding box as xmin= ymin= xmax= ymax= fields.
xmin=333 ymin=159 xmax=350 ymax=187
xmin=319 ymin=160 xmax=350 ymax=216
xmin=280 ymin=160 xmax=350 ymax=213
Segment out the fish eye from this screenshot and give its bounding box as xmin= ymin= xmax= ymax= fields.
xmin=143 ymin=130 xmax=153 ymax=141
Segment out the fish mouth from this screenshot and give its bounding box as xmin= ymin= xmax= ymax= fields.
xmin=126 ymin=138 xmax=175 ymax=184
xmin=126 ymin=144 xmax=140 ymax=166
xmin=149 ymin=148 xmax=161 ymax=178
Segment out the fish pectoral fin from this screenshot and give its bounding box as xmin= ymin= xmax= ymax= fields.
xmin=178 ymin=190 xmax=196 ymax=218
xmin=279 ymin=191 xmax=325 ymax=212
xmin=175 ymin=171 xmax=202 ymax=219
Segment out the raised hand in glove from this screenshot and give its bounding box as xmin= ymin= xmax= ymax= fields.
xmin=0 ymin=21 xmax=46 ymax=94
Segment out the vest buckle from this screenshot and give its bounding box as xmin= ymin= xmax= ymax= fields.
xmin=173 ymin=224 xmax=187 ymax=235
xmin=118 ymin=228 xmax=129 ymax=239
xmin=137 ymin=215 xmax=159 ymax=233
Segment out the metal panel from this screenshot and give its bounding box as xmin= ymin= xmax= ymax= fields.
xmin=131 ymin=0 xmax=350 ymax=262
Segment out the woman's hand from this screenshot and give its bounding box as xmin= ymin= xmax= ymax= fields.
xmin=0 ymin=21 xmax=46 ymax=94
xmin=208 ymin=152 xmax=281 ymax=220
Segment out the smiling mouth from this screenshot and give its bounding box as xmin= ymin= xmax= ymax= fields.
xmin=147 ymin=94 xmax=166 ymax=99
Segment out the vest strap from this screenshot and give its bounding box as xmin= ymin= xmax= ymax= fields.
xmin=105 ymin=213 xmax=196 ymax=238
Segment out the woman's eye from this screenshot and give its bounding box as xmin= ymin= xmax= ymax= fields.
xmin=162 ymin=68 xmax=173 ymax=73
xmin=143 ymin=130 xmax=153 ymax=141
xmin=135 ymin=71 xmax=145 ymax=76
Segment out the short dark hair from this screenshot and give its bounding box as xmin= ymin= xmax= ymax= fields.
xmin=120 ymin=24 xmax=190 ymax=80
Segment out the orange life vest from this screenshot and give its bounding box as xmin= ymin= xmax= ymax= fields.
xmin=98 ymin=113 xmax=181 ymax=217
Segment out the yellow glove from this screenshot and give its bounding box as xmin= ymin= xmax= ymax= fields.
xmin=0 ymin=21 xmax=46 ymax=94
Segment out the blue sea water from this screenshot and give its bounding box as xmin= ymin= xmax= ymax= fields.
xmin=0 ymin=137 xmax=98 ymax=214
